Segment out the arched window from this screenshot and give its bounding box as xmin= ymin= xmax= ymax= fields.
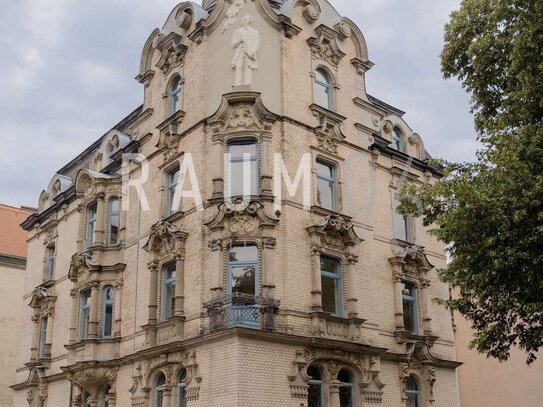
xmin=320 ymin=255 xmax=342 ymax=317
xmin=169 ymin=76 xmax=183 ymax=116
xmin=166 ymin=166 xmax=180 ymax=216
xmin=406 ymin=375 xmax=421 ymax=407
xmin=106 ymin=142 xmax=115 ymax=165
xmin=228 ymin=245 xmax=258 ymax=296
xmin=307 ymin=365 xmax=324 ymax=407
xmin=102 ymin=286 xmax=114 ymax=338
xmin=338 ymin=369 xmax=355 ymax=407
xmin=101 ymin=385 xmax=111 ymax=407
xmin=83 ymin=392 xmax=91 ymax=407
xmin=107 ymin=197 xmax=120 ymax=246
xmin=155 ymin=373 xmax=166 ymax=407
xmin=177 ymin=368 xmax=188 ymax=407
xmin=393 ymin=127 xmax=405 ymax=152
xmin=163 ymin=263 xmax=177 ymax=320
xmin=45 ymin=244 xmax=55 ymax=281
xmin=80 ymin=289 xmax=91 ymax=340
xmin=314 ymin=68 xmax=333 ymax=110
xmin=86 ymin=203 xmax=97 ymax=248
xmin=39 ymin=316 xmax=48 ymax=358
xmin=226 ymin=140 xmax=258 ymax=198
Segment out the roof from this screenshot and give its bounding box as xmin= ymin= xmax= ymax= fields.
xmin=0 ymin=204 xmax=33 ymax=258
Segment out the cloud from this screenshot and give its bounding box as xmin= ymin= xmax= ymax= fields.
xmin=0 ymin=0 xmax=478 ymax=208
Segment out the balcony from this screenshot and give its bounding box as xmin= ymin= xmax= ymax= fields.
xmin=203 ymin=293 xmax=280 ymax=333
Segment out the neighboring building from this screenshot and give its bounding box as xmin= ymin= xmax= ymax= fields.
xmin=0 ymin=204 xmax=32 ymax=406
xmin=455 ymin=312 xmax=543 ymax=406
xmin=12 ymin=1 xmax=461 ymax=406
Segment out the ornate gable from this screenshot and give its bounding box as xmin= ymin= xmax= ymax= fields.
xmin=307 ymin=25 xmax=346 ymax=68
xmin=207 ymin=91 xmax=279 ymax=136
xmin=154 ymin=32 xmax=188 ymax=76
xmin=205 ymin=199 xmax=279 ymax=237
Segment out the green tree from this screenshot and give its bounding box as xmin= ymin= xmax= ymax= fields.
xmin=400 ymin=0 xmax=543 ymax=363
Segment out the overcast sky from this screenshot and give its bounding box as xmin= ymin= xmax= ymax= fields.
xmin=0 ymin=0 xmax=478 ymax=208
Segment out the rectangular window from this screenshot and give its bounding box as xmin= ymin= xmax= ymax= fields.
xmin=393 ymin=196 xmax=414 ymax=243
xmin=102 ymin=286 xmax=114 ymax=338
xmin=226 ymin=141 xmax=258 ymax=198
xmin=39 ymin=317 xmax=48 ymax=358
xmin=320 ymin=255 xmax=342 ymax=316
xmin=163 ymin=263 xmax=176 ymax=320
xmin=86 ymin=204 xmax=97 ymax=248
xmin=402 ymin=281 xmax=419 ymax=334
xmin=80 ymin=290 xmax=91 ymax=340
xmin=108 ymin=197 xmax=120 ymax=246
xmin=316 ymin=160 xmax=336 ymax=211
xmin=228 ymin=245 xmax=258 ymax=296
xmin=45 ymin=245 xmax=55 ymax=281
xmin=167 ymin=167 xmax=180 ymax=216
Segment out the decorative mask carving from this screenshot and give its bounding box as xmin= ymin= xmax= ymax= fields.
xmin=143 ymin=221 xmax=188 ymax=256
xmin=307 ymin=215 xmax=363 ymax=250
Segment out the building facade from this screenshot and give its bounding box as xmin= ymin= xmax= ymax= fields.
xmin=0 ymin=204 xmax=33 ymax=406
xmin=13 ymin=1 xmax=461 ymax=406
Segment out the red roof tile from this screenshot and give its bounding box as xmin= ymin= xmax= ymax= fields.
xmin=0 ymin=204 xmax=32 ymax=258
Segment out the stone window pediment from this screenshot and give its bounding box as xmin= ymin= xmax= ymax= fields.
xmin=29 ymin=287 xmax=57 ymax=316
xmin=310 ymin=104 xmax=346 ymax=155
xmin=154 ymin=32 xmax=188 ymax=76
xmin=307 ymin=25 xmax=346 ymax=68
xmin=205 ymin=199 xmax=279 ymax=237
xmin=143 ymin=221 xmax=188 ymax=257
xmin=307 ymin=215 xmax=362 ymax=251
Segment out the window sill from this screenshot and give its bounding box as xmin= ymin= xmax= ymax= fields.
xmin=310 ymin=205 xmax=349 ymax=219
xmin=309 ymin=104 xmax=346 ymax=124
xmin=394 ymin=329 xmax=438 ymax=347
xmin=157 ymin=109 xmax=186 ymax=134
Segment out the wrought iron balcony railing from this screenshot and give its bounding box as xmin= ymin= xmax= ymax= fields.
xmin=203 ymin=293 xmax=280 ymax=333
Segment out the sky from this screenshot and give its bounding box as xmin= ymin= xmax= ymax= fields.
xmin=0 ymin=0 xmax=479 ymax=208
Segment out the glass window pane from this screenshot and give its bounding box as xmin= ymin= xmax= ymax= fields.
xmin=227 ymin=142 xmax=258 ymax=197
xmin=316 ymin=161 xmax=333 ymax=179
xmin=320 ymin=256 xmax=339 ymax=274
xmin=321 ymin=275 xmax=339 ymax=315
xmin=229 ymin=142 xmax=257 ymax=158
xmin=104 ymin=304 xmax=113 ymax=337
xmin=230 ymin=266 xmax=256 ymax=295
xmin=229 ymin=246 xmax=258 ymax=262
xmin=339 ymin=386 xmax=354 ymax=407
xmin=317 ymin=178 xmax=334 ymax=210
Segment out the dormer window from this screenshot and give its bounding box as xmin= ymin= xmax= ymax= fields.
xmin=106 ymin=142 xmax=115 ymax=165
xmin=314 ymin=68 xmax=333 ymax=110
xmin=393 ymin=127 xmax=405 ymax=152
xmin=169 ymin=75 xmax=183 ymax=116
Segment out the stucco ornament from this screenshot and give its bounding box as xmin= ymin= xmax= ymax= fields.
xmin=231 ymin=14 xmax=260 ymax=86
xmin=221 ymin=0 xmax=249 ymax=33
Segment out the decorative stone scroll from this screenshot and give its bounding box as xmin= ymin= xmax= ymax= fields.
xmin=307 ymin=215 xmax=362 ymax=250
xmin=307 ymin=25 xmax=346 ymax=68
xmin=143 ymin=221 xmax=188 ymax=256
xmin=68 ymin=252 xmax=99 ymax=284
xmin=288 ymin=348 xmax=385 ymax=403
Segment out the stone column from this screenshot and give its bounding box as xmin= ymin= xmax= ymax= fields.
xmin=114 ymin=281 xmax=123 ymax=337
xmin=262 ymin=237 xmax=277 ymax=299
xmin=161 ymin=387 xmax=172 ymax=407
xmin=420 ymin=275 xmax=433 ymax=335
xmin=209 ymin=239 xmax=224 ymax=298
xmin=328 ymin=381 xmax=341 ymax=407
xmin=260 ymin=135 xmax=273 ymax=197
xmin=88 ymin=282 xmax=100 ymax=339
xmin=77 ymin=204 xmax=86 ymax=252
xmin=393 ymin=270 xmax=405 ymax=330
xmin=211 ymin=138 xmax=224 ymax=200
xmin=148 ymin=260 xmax=159 ymax=324
xmin=94 ymin=193 xmax=106 ymax=246
xmin=69 ymin=289 xmax=78 ymax=344
xmin=174 ymin=253 xmax=185 ymax=316
xmin=345 ymin=250 xmax=359 ymax=318
xmin=30 ymin=315 xmax=40 ymax=361
xmin=310 ymin=245 xmax=323 ymax=310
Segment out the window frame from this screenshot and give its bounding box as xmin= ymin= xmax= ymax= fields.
xmin=314 ymin=68 xmax=334 ymax=111
xmin=307 ymin=365 xmax=325 ymax=407
xmin=168 ymin=75 xmax=183 ymax=116
xmin=101 ymin=285 xmax=114 ymax=339
xmin=79 ymin=289 xmax=91 ymax=340
xmin=177 ymin=368 xmax=188 ymax=407
xmin=166 ymin=166 xmax=180 ymax=217
xmin=402 ymin=281 xmax=419 ymax=334
xmin=162 ymin=262 xmax=177 ymax=321
xmin=406 ymin=375 xmax=422 ymax=407
xmin=39 ymin=316 xmax=48 ymax=358
xmin=320 ymin=255 xmax=343 ymax=317
xmin=86 ymin=203 xmax=98 ymax=248
xmin=107 ymin=197 xmax=120 ymax=246
xmin=154 ymin=373 xmax=166 ymax=407
xmin=315 ymin=159 xmax=337 ymax=212
xmin=45 ymin=244 xmax=55 ymax=281
xmin=338 ymin=369 xmax=356 ymax=407
xmin=227 ymin=244 xmax=260 ymax=297
xmin=226 ymin=139 xmax=259 ymax=199
xmin=393 ymin=127 xmax=405 ymax=152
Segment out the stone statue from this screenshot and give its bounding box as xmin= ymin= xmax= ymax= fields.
xmin=231 ymin=14 xmax=260 ymax=87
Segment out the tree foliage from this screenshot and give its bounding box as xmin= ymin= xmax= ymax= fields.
xmin=400 ymin=0 xmax=543 ymax=363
